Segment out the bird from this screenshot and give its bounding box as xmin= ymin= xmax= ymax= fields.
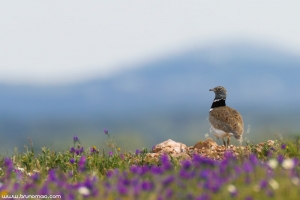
xmin=208 ymin=86 xmax=244 ymax=148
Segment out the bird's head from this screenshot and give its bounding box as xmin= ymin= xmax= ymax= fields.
xmin=209 ymin=86 xmax=227 ymax=100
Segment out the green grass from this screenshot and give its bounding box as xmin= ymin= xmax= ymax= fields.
xmin=0 ymin=133 xmax=300 ymax=200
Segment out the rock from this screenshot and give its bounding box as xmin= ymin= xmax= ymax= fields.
xmin=194 ymin=138 xmax=217 ymax=149
xmin=147 ymin=139 xmax=189 ymax=161
xmin=267 ymin=140 xmax=275 ymax=146
xmin=152 ymin=139 xmax=187 ymax=154
xmin=148 ymin=138 xmax=272 ymax=162
xmin=171 ymin=152 xmax=191 ymax=160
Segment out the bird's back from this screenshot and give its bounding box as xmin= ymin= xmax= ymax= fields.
xmin=209 ymin=106 xmax=244 ymax=140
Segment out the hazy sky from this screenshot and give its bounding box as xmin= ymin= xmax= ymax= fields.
xmin=1 ymin=1 xmax=300 ymax=85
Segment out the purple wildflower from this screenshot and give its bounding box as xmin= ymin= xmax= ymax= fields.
xmin=31 ymin=173 xmax=39 ymax=182
xmin=204 ymin=176 xmax=222 ymax=193
xmin=106 ymin=170 xmax=113 ymax=178
xmin=39 ymin=185 xmax=49 ymax=195
xmin=130 ymin=165 xmax=149 ymax=175
xmin=70 ymin=158 xmax=75 ymax=164
xmin=223 ymin=151 xmax=235 ymax=160
xmin=192 ymin=154 xmax=203 ymax=167
xmin=23 ymin=183 xmax=35 ymax=192
xmin=182 ymin=160 xmax=192 ymax=170
xmin=83 ymin=176 xmax=98 ymax=196
xmin=13 ymin=182 xmax=20 ymax=192
xmin=109 ymin=152 xmax=113 ymax=156
xmin=90 ymin=146 xmax=97 ymax=153
xmin=200 ymin=169 xmax=210 ymax=179
xmin=79 ymin=156 xmax=87 ymax=172
xmin=140 ymin=166 xmax=150 ymax=175
xmin=75 ymin=147 xmax=84 ymax=155
xmin=179 ymin=169 xmax=195 ymax=179
xmin=79 ymin=147 xmax=84 ymax=154
xmin=151 ymin=166 xmax=163 ymax=175
xmin=259 ymin=179 xmax=268 ymax=189
xmin=130 ymin=165 xmax=141 ymax=174
xmin=141 ymin=181 xmax=154 ymax=191
xmin=243 ymin=162 xmax=253 ymax=173
xmin=219 ymin=159 xmax=229 ymax=174
xmin=277 ymin=155 xmax=284 ymax=164
xmin=293 ymin=157 xmax=299 ymax=167
xmin=281 ymin=143 xmax=287 ymax=149
xmin=160 ymin=154 xmax=169 ymax=164
xmin=73 ymin=135 xmax=79 ymax=143
xmin=48 ymin=169 xmax=57 ymax=182
xmin=161 ymin=154 xmax=172 ymax=170
xmin=162 ymin=175 xmax=175 ymax=187
xmin=4 ymin=157 xmax=13 ymax=167
xmin=249 ymin=154 xmax=259 ymax=165
xmin=135 ymin=149 xmax=141 ymax=155
xmin=121 ymin=178 xmax=131 ymax=186
xmin=234 ymin=166 xmax=242 ymax=176
xmin=195 ymin=155 xmax=216 ymax=167
xmin=133 ymin=186 xmax=141 ymax=197
xmin=4 ymin=158 xmax=14 ymax=175
xmin=117 ymin=184 xmax=128 ymax=195
xmin=131 ymin=178 xmax=139 ymax=187
xmin=70 ymin=147 xmax=76 ymax=154
xmin=104 ymin=128 xmax=108 ymax=135
xmin=67 ymin=193 xmax=75 ymax=200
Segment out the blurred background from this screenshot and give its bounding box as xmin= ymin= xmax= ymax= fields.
xmin=1 ymin=1 xmax=300 ymax=154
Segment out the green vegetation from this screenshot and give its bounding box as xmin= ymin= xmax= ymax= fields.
xmin=0 ymin=131 xmax=299 ymax=200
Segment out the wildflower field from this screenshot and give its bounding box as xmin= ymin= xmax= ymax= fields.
xmin=1 ymin=130 xmax=300 ymax=200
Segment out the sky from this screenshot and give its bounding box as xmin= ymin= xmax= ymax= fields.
xmin=1 ymin=1 xmax=300 ymax=85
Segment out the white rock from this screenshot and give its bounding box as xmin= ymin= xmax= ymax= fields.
xmin=152 ymin=139 xmax=187 ymax=154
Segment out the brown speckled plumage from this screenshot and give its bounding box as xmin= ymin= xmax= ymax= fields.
xmin=209 ymin=106 xmax=244 ymax=140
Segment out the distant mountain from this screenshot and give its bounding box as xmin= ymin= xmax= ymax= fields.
xmin=1 ymin=42 xmax=300 ymax=154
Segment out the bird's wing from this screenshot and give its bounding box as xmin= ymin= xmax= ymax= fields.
xmin=209 ymin=106 xmax=244 ymax=139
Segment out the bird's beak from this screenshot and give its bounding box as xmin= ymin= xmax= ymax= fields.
xmin=209 ymin=88 xmax=214 ymax=92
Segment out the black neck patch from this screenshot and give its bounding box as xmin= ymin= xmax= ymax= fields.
xmin=211 ymin=98 xmax=226 ymax=108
